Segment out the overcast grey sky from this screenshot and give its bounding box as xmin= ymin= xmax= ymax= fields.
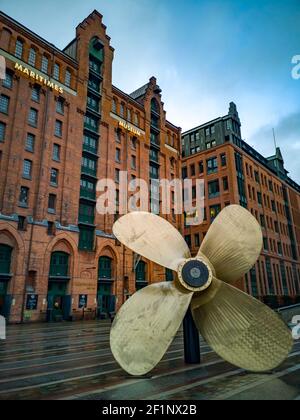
xmin=1 ymin=0 xmax=300 ymax=182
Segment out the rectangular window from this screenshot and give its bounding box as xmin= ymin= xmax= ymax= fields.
xmin=50 ymin=168 xmax=58 ymax=185
xmin=41 ymin=55 xmax=48 ymax=73
xmin=199 ymin=161 xmax=204 ymax=174
xmin=31 ymin=86 xmax=40 ymax=102
xmin=2 ymin=72 xmax=13 ymax=89
xmin=271 ymin=200 xmax=276 ymax=212
xmin=55 ymin=120 xmax=62 ymax=137
xmin=278 ymin=242 xmax=283 ymax=256
xmin=28 ymin=108 xmax=38 ymax=127
xmin=48 ymin=194 xmax=56 ymax=212
xmin=149 ymin=164 xmax=159 ymax=179
xmin=263 ymin=237 xmax=269 ymax=251
xmin=87 ymin=94 xmax=99 ymax=112
xmin=79 ymin=202 xmax=95 ymax=224
xmin=257 ymin=191 xmax=262 ymax=205
xmin=0 ymin=95 xmax=9 ymax=114
xmin=194 ymin=233 xmax=200 ymax=248
xmin=220 ymin=153 xmax=227 ymax=167
xmin=269 ymin=180 xmax=273 ymax=192
xmin=149 ymin=148 xmax=159 ymax=163
xmin=25 ymin=133 xmax=35 ymax=152
xmin=115 ymin=148 xmax=121 ymax=163
xmin=208 ymin=180 xmax=220 ymax=198
xmin=115 ymin=168 xmax=120 ymax=183
xmin=81 ymin=156 xmax=97 ymax=176
xmin=131 ymin=155 xmax=136 ymax=170
xmin=53 ymin=63 xmax=60 ymax=80
xmin=83 ymin=134 xmax=97 ymax=154
xmin=23 ymin=159 xmax=32 ymax=179
xmin=255 ymin=171 xmax=260 ymax=183
xmin=19 ymin=186 xmax=29 ymax=206
xmin=56 ymin=99 xmax=64 ymax=114
xmin=0 ymin=122 xmax=6 ymax=142
xmin=115 ymin=128 xmax=121 ymax=143
xmin=53 ymin=144 xmax=61 ymax=161
xmin=190 ymin=164 xmax=195 ymax=176
xmin=206 ymin=157 xmax=218 ymax=174
xmin=260 ymin=215 xmax=266 ymax=228
xmin=210 ymin=204 xmax=221 ymax=221
xmin=185 ymin=235 xmax=191 ymax=248
xmin=223 ymin=176 xmax=229 ymax=191
xmin=17 ymin=216 xmax=26 ymax=231
xmin=182 ymin=167 xmax=187 ymax=179
xmin=84 ymin=114 xmax=98 ymax=132
xmin=79 ymin=227 xmax=94 ymax=251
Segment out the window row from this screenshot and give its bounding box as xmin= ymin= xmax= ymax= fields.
xmin=19 ymin=186 xmax=57 ymax=212
xmin=14 ymin=38 xmax=73 ymax=87
xmin=112 ymin=98 xmax=141 ymax=127
xmin=263 ymin=236 xmax=293 ymax=258
xmin=245 ymin=163 xmax=283 ymax=197
xmin=182 ymin=153 xmax=227 ymax=179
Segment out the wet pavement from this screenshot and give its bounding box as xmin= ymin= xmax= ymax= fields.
xmin=0 ymin=320 xmax=299 ymax=400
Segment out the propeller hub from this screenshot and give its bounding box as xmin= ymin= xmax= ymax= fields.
xmin=177 ymin=258 xmax=213 ymax=292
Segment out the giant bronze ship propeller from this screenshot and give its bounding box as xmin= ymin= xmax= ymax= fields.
xmin=110 ymin=205 xmax=293 ymax=376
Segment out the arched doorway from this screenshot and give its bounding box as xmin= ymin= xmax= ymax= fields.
xmin=0 ymin=244 xmax=12 ymax=317
xmin=47 ymin=251 xmax=71 ymax=321
xmin=97 ymin=256 xmax=115 ymax=317
xmin=135 ymin=261 xmax=148 ymax=291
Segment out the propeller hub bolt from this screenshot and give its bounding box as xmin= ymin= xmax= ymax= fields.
xmin=177 ymin=258 xmax=213 ymax=292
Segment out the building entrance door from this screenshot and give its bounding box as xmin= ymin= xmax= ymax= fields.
xmin=97 ymin=282 xmax=115 ymax=317
xmin=47 ymin=282 xmax=67 ymax=322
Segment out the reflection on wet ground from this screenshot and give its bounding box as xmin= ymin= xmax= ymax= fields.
xmin=0 ymin=320 xmax=299 ymax=400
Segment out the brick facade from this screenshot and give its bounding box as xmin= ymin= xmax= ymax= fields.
xmin=0 ymin=10 xmax=182 ymax=322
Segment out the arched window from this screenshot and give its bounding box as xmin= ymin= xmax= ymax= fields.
xmin=0 ymin=28 xmax=12 ymax=51
xmin=151 ymin=98 xmax=160 ymax=114
xmin=89 ymin=37 xmax=104 ymax=75
xmin=112 ymin=98 xmax=117 ymax=113
xmin=120 ymin=103 xmax=125 ymax=117
xmin=49 ymin=251 xmax=69 ymax=277
xmin=15 ymin=39 xmax=24 ymax=59
xmin=53 ymin=63 xmax=60 ymax=80
xmin=28 ymin=47 xmax=36 ymax=67
xmin=99 ymin=256 xmax=113 ymax=279
xmin=65 ymin=69 xmax=71 ymax=87
xmin=0 ymin=244 xmax=12 ymax=274
xmin=41 ymin=55 xmax=49 ymax=73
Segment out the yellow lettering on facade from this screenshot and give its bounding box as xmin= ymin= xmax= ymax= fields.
xmin=14 ymin=62 xmax=23 ymax=71
xmin=14 ymin=60 xmax=65 ymax=94
xmin=47 ymin=80 xmax=54 ymax=89
xmin=118 ymin=120 xmax=141 ymax=137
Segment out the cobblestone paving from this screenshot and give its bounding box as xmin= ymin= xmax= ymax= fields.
xmin=0 ymin=320 xmax=299 ymax=400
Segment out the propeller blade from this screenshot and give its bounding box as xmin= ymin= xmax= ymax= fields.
xmin=110 ymin=281 xmax=192 ymax=376
xmin=191 ymin=278 xmax=293 ymax=372
xmin=113 ymin=211 xmax=190 ymax=270
xmin=199 ymin=205 xmax=263 ymax=283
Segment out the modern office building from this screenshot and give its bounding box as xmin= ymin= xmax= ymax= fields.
xmin=182 ymin=103 xmax=300 ymax=307
xmin=0 ymin=10 xmax=182 ymax=322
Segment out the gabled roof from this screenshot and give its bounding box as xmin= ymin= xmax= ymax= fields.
xmin=129 ymin=83 xmax=149 ymax=100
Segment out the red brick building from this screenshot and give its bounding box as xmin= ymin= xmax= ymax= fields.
xmin=182 ymin=103 xmax=300 ymax=307
xmin=0 ymin=10 xmax=182 ymax=322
